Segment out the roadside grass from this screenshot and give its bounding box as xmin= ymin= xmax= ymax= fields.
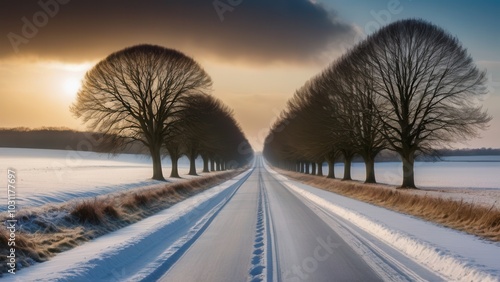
xmin=0 ymin=169 xmax=245 ymax=274
xmin=277 ymin=169 xmax=500 ymax=242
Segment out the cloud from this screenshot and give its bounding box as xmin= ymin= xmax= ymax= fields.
xmin=0 ymin=0 xmax=356 ymax=65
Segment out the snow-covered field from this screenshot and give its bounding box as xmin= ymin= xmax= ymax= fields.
xmin=326 ymin=156 xmax=500 ymax=208
xmin=332 ymin=157 xmax=500 ymax=189
xmin=0 ymin=148 xmax=203 ymax=211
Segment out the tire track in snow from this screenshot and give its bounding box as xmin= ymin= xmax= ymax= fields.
xmin=248 ymin=167 xmax=276 ymax=282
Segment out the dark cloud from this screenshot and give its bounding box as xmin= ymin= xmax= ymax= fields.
xmin=0 ymin=0 xmax=356 ymax=64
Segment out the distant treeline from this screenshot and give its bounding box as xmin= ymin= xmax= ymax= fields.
xmin=0 ymin=127 xmax=145 ymax=154
xmin=1 ymin=128 xmax=498 ymax=159
xmin=436 ymin=148 xmax=500 ymax=156
xmin=368 ymin=149 xmax=500 ymax=162
xmin=374 ymin=149 xmax=500 ymax=162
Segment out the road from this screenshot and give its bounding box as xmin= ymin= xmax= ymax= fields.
xmin=159 ymin=165 xmax=260 ymax=282
xmin=157 ymin=157 xmax=433 ymax=282
xmin=262 ymin=167 xmax=381 ymax=282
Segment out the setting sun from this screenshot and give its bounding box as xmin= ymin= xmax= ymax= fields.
xmin=62 ymin=77 xmax=81 ymax=97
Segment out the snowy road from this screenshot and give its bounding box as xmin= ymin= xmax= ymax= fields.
xmin=263 ymin=167 xmax=381 ymax=282
xmin=7 ymin=156 xmax=500 ymax=281
xmin=158 ymin=165 xmax=260 ymax=282
xmin=158 ymin=160 xmax=385 ymax=281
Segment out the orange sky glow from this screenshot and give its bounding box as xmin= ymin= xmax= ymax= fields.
xmin=0 ymin=0 xmax=498 ymax=151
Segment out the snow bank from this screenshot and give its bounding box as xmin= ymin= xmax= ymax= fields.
xmin=266 ymin=165 xmax=500 ymax=282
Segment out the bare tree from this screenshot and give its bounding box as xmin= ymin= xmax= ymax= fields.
xmin=71 ymin=44 xmax=212 ymax=180
xmin=264 ymin=79 xmax=341 ymax=176
xmin=362 ymin=19 xmax=491 ymax=188
xmin=211 ymin=107 xmax=252 ymax=170
xmin=171 ymin=94 xmax=207 ymax=176
xmin=321 ymin=48 xmax=386 ymax=183
xmin=165 ymin=136 xmax=184 ymax=178
xmin=174 ymin=94 xmax=237 ymax=176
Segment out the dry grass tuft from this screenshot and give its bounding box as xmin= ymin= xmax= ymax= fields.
xmin=133 ymin=193 xmax=150 ymax=207
xmin=279 ymin=169 xmax=500 ymax=242
xmin=71 ymin=200 xmax=105 ymax=225
xmin=103 ymin=203 xmax=120 ymax=219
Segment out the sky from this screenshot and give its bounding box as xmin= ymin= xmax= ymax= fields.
xmin=0 ymin=0 xmax=499 ymax=151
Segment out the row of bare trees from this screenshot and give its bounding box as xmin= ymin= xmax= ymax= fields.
xmin=264 ymin=19 xmax=490 ymax=188
xmin=165 ymin=93 xmax=252 ymax=178
xmin=72 ymin=44 xmax=252 ymax=180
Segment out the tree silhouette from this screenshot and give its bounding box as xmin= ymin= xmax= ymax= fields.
xmin=321 ymin=48 xmax=386 ymax=183
xmin=71 ymin=44 xmax=212 ymax=180
xmin=174 ymin=94 xmax=231 ymax=175
xmin=167 ymin=93 xmax=253 ymax=177
xmin=361 ymin=19 xmax=491 ymax=188
xmin=177 ymin=94 xmax=214 ymax=176
xmin=210 ymin=106 xmax=253 ymax=170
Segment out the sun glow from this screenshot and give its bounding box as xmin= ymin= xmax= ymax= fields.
xmin=52 ymin=62 xmax=93 ymax=99
xmin=62 ymin=77 xmax=82 ymax=97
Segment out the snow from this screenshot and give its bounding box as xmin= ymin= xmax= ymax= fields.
xmin=328 ymin=158 xmax=500 ymax=208
xmin=326 ymin=159 xmax=500 ymax=208
xmin=0 ymin=148 xmax=203 ymax=211
xmin=266 ymin=164 xmax=500 ymax=282
xmin=331 ymin=160 xmax=500 ymax=190
xmin=4 ymin=168 xmax=253 ymax=281
xmin=3 ymin=155 xmax=499 ymax=281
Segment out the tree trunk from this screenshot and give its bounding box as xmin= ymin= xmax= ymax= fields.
xmin=311 ymin=162 xmax=317 ymax=175
xmin=343 ymin=155 xmax=352 ymax=181
xmin=317 ymin=162 xmax=323 ymax=176
xmin=188 ymin=152 xmax=197 ymax=176
xmin=202 ymin=155 xmax=209 ymax=173
xmin=401 ymin=152 xmax=416 ymax=188
xmin=170 ymin=155 xmax=180 ymax=178
xmin=210 ymin=159 xmax=215 ymax=171
xmin=305 ymin=162 xmax=310 ymax=174
xmin=325 ymin=149 xmax=338 ymax=179
xmin=216 ymin=160 xmax=221 ymax=171
xmin=150 ymin=146 xmax=165 ymax=181
xmin=363 ymin=155 xmax=376 ymax=183
xmin=327 ymin=160 xmax=335 ymax=178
